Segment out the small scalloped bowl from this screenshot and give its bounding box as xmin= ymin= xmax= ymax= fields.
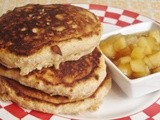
xmin=101 ymin=21 xmax=160 ymax=98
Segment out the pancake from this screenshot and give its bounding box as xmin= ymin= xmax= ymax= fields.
xmin=0 ymin=48 xmax=107 ymax=99
xmin=0 ymin=75 xmax=111 ymax=114
xmin=0 ymin=4 xmax=102 ymax=75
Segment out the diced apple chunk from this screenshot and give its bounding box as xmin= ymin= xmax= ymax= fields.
xmin=147 ymin=51 xmax=160 ymax=69
xmin=152 ymin=44 xmax=160 ymax=53
xmin=118 ymin=63 xmax=132 ymax=77
xmin=130 ymin=59 xmax=150 ymax=78
xmin=131 ymin=47 xmax=145 ymax=59
xmin=149 ymin=29 xmax=160 ymax=43
xmin=146 ymin=36 xmax=157 ymax=49
xmin=130 ymin=59 xmax=146 ymax=73
xmin=144 ymin=57 xmax=153 ymax=69
xmin=115 ymin=46 xmax=132 ymax=58
xmin=118 ymin=56 xmax=131 ymax=64
xmin=132 ymin=67 xmax=150 ymax=78
xmin=113 ymin=35 xmax=127 ymax=52
xmin=125 ymin=35 xmax=138 ymax=45
xmin=100 ymin=41 xmax=116 ymax=59
xmin=138 ymin=37 xmax=148 ymax=47
xmin=137 ymin=37 xmax=152 ymax=55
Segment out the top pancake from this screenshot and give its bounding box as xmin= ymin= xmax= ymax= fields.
xmin=0 ymin=4 xmax=102 ymax=75
xmin=0 ymin=4 xmax=100 ymax=56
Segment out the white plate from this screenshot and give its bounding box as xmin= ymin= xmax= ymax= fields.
xmin=0 ymin=4 xmax=159 ymax=120
xmin=60 ymin=73 xmax=160 ymax=120
xmin=61 ymin=81 xmax=160 ymax=120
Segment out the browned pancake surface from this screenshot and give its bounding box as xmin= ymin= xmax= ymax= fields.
xmin=0 ymin=76 xmax=73 ymax=104
xmin=31 ymin=48 xmax=101 ymax=85
xmin=0 ymin=4 xmax=101 ymax=56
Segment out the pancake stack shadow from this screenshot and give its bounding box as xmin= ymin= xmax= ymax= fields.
xmin=0 ymin=4 xmax=111 ymax=114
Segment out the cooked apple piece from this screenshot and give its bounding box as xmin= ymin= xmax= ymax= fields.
xmin=113 ymin=35 xmax=127 ymax=52
xmin=115 ymin=46 xmax=132 ymax=58
xmin=152 ymin=67 xmax=160 ymax=73
xmin=152 ymin=43 xmax=160 ymax=53
xmin=131 ymin=47 xmax=145 ymax=59
xmin=130 ymin=59 xmax=146 ymax=72
xmin=130 ymin=59 xmax=150 ymax=78
xmin=146 ymin=36 xmax=157 ymax=49
xmin=149 ymin=29 xmax=160 ymax=43
xmin=100 ymin=42 xmax=116 ymax=59
xmin=132 ymin=67 xmax=150 ymax=78
xmin=129 ymin=43 xmax=138 ymax=50
xmin=125 ymin=35 xmax=138 ymax=45
xmin=147 ymin=51 xmax=160 ymax=69
xmin=118 ymin=56 xmax=131 ymax=64
xmin=137 ymin=37 xmax=152 ymax=55
xmin=101 ymin=35 xmax=116 ymax=45
xmin=118 ymin=63 xmax=132 ymax=77
xmin=144 ymin=57 xmax=153 ymax=69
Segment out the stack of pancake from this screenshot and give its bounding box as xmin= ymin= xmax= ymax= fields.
xmin=0 ymin=4 xmax=111 ymax=114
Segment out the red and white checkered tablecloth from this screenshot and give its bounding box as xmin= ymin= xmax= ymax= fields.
xmin=0 ymin=4 xmax=159 ymax=120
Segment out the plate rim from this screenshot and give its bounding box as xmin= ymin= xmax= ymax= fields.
xmin=0 ymin=3 xmax=159 ymax=120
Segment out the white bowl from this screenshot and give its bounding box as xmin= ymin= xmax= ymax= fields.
xmin=101 ymin=21 xmax=160 ymax=98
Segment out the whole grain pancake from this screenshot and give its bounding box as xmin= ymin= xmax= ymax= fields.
xmin=0 ymin=75 xmax=111 ymax=114
xmin=0 ymin=48 xmax=107 ymax=99
xmin=0 ymin=4 xmax=102 ymax=75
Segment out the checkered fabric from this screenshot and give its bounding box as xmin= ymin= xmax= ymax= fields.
xmin=0 ymin=4 xmax=159 ymax=120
